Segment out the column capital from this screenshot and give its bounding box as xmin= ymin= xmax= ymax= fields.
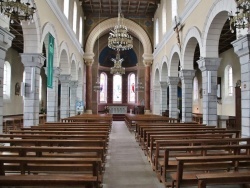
xmin=197 ymin=57 xmax=221 ymax=72
xmin=231 ymin=34 xmax=250 ymax=58
xmin=179 ymin=69 xmax=196 ymax=80
xmin=0 ymin=26 xmax=15 ymax=51
xmin=21 ymin=53 xmax=45 ymax=68
xmin=84 ymin=59 xmax=94 ymax=66
xmin=44 ymin=67 xmax=61 ymax=78
xmin=143 ymin=60 xmax=152 ymax=67
xmin=167 ymin=76 xmax=179 ymax=85
xmin=60 ymin=74 xmax=71 ymax=83
xmin=160 ymin=81 xmax=168 ymax=88
xmin=70 ymin=81 xmax=78 ymax=88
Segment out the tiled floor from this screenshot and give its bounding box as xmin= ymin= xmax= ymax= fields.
xmin=103 ymin=121 xmax=165 ymax=188
xmin=103 ymin=121 xmax=242 ymax=188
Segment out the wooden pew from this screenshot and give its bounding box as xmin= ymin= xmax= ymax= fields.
xmin=124 ymin=114 xmax=177 ymax=130
xmin=196 ymin=172 xmax=250 ymax=188
xmin=0 ymin=156 xmax=102 ymax=188
xmin=0 ymin=145 xmax=105 ymax=163
xmin=22 ymin=127 xmax=110 ymax=132
xmin=171 ymin=155 xmax=250 ymax=188
xmin=144 ymin=130 xmax=240 ymax=150
xmin=151 ymin=134 xmax=237 ymax=170
xmin=160 ymin=143 xmax=250 ymax=185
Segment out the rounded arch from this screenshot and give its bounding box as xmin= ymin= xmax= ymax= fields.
xmin=70 ymin=54 xmax=77 ymax=80
xmin=58 ymin=41 xmax=70 ymax=74
xmin=182 ymin=26 xmax=202 ymax=69
xmin=85 ymin=18 xmax=152 ymax=57
xmin=169 ymin=44 xmax=181 ymax=77
xmin=154 ymin=68 xmax=160 ymax=85
xmin=22 ymin=0 xmax=42 ymax=53
xmin=201 ymin=0 xmax=236 ymax=57
xmin=41 ymin=22 xmax=59 ymax=67
xmin=160 ymin=56 xmax=169 ymax=82
xmin=78 ymin=65 xmax=83 ymax=85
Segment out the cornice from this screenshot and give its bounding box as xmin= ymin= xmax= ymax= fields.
xmin=46 ymin=0 xmax=84 ymax=55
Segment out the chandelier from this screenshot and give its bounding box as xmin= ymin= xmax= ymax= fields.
xmin=108 ymin=0 xmax=133 ymax=51
xmin=228 ymin=0 xmax=250 ymax=32
xmin=110 ymin=51 xmax=125 ymax=75
xmin=0 ymin=0 xmax=36 ymax=24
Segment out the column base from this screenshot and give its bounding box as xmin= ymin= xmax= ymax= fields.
xmin=144 ymin=110 xmax=151 ymax=114
xmin=85 ymin=110 xmax=93 ymax=114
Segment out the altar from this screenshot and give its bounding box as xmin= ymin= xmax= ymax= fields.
xmin=108 ymin=106 xmax=127 ymax=114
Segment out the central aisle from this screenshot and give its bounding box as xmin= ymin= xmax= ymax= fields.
xmin=103 ymin=121 xmax=165 ymax=188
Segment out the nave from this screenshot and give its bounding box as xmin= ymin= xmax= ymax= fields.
xmin=103 ymin=121 xmax=242 ymax=188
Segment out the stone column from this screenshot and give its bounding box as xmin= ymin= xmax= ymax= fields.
xmin=179 ymin=69 xmax=196 ymax=122
xmin=153 ymin=84 xmax=161 ymax=115
xmin=45 ymin=67 xmax=61 ymax=122
xmin=143 ymin=60 xmax=152 ymax=114
xmin=197 ymin=57 xmax=220 ymax=126
xmin=232 ymin=35 xmax=250 ymax=137
xmin=85 ymin=60 xmax=93 ymax=114
xmin=160 ymin=81 xmax=168 ymax=113
xmin=0 ymin=27 xmax=14 ymax=133
xmin=167 ymin=77 xmax=179 ymax=119
xmin=59 ymin=74 xmax=71 ymax=119
xmin=70 ymin=81 xmax=78 ymax=116
xmin=21 ymin=53 xmax=45 ymax=127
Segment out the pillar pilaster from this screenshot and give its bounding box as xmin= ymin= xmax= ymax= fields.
xmin=197 ymin=57 xmax=220 ymax=126
xmin=0 ymin=27 xmax=14 ymax=133
xmin=45 ymin=67 xmax=61 ymax=122
xmin=143 ymin=59 xmax=152 ymax=114
xmin=160 ymin=81 xmax=168 ymax=114
xmin=232 ymin=34 xmax=250 ymax=137
xmin=167 ymin=77 xmax=179 ymax=119
xmin=59 ymin=74 xmax=71 ymax=119
xmin=179 ymin=69 xmax=196 ymax=122
xmin=70 ymin=81 xmax=78 ymax=116
xmin=84 ymin=59 xmax=93 ymax=114
xmin=21 ymin=53 xmax=45 ymax=127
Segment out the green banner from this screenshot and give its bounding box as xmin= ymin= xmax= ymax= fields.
xmin=47 ymin=33 xmax=54 ymax=88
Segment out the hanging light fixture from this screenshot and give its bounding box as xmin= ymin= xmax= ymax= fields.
xmin=108 ymin=0 xmax=133 ymax=51
xmin=228 ymin=0 xmax=250 ymax=33
xmin=110 ymin=51 xmax=125 ymax=75
xmin=0 ymin=0 xmax=36 ymax=24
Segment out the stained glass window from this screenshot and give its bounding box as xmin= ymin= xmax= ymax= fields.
xmin=128 ymin=73 xmax=135 ymax=103
xmin=113 ymin=74 xmax=122 ymax=103
xmin=100 ymin=72 xmax=107 ymax=103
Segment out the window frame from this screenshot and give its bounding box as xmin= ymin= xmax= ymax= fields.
xmin=100 ymin=72 xmax=107 ymax=103
xmin=3 ymin=61 xmax=11 ymax=99
xmin=128 ymin=73 xmax=136 ymax=103
xmin=63 ymin=0 xmax=69 ymax=19
xmin=113 ymin=74 xmax=122 ymax=103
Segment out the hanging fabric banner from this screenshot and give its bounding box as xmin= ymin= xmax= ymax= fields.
xmin=47 ymin=33 xmax=54 ymax=88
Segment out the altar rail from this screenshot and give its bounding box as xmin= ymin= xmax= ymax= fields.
xmin=108 ymin=106 xmax=127 ymax=114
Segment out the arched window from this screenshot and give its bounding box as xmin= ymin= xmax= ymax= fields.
xmin=162 ymin=5 xmax=167 ymax=34
xmin=73 ymin=1 xmax=77 ymax=33
xmin=155 ymin=18 xmax=159 ymax=46
xmin=128 ymin=73 xmax=135 ymax=103
xmin=113 ymin=74 xmax=122 ymax=103
xmin=39 ymin=76 xmax=42 ymax=101
xmin=193 ymin=77 xmax=198 ymax=101
xmin=172 ymin=0 xmax=177 ymax=20
xmin=79 ymin=16 xmax=83 ymax=44
xmin=100 ymin=72 xmax=107 ymax=103
xmin=63 ymin=0 xmax=69 ymax=19
xmin=225 ymin=65 xmax=233 ymax=96
xmin=3 ymin=61 xmax=11 ymax=99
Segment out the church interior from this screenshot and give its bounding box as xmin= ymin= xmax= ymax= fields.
xmin=0 ymin=0 xmax=250 ymax=187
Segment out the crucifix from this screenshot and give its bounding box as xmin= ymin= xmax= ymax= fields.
xmin=173 ymin=16 xmax=184 ymax=50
